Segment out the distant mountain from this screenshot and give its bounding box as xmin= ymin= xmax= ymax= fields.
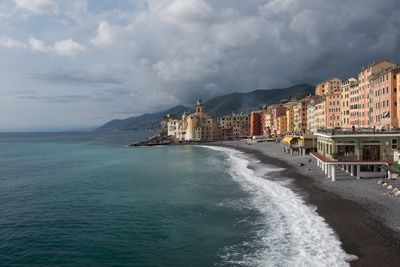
xmin=96 ymin=105 xmax=191 ymax=131
xmin=96 ymin=84 xmax=314 ymax=131
xmin=205 ymin=84 xmax=314 ymax=117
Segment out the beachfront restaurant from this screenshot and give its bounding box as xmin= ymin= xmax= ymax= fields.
xmin=281 ymin=133 xmax=317 ymax=155
xmin=311 ymin=130 xmax=400 ymax=181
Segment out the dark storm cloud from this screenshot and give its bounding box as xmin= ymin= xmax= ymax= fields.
xmin=91 ymin=0 xmax=400 ymax=107
xmin=2 ymin=0 xmax=400 ymax=130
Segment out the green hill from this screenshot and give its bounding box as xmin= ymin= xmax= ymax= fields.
xmin=96 ymin=105 xmax=191 ymax=131
xmin=205 ymin=84 xmax=314 ymax=117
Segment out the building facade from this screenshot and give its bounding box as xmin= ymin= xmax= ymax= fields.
xmin=355 ymin=60 xmax=398 ymax=128
xmin=326 ymin=92 xmax=341 ymax=129
xmin=286 ymin=105 xmax=295 ymax=133
xmin=315 ymin=77 xmax=342 ymax=96
xmin=340 ymin=78 xmax=357 ymax=129
xmin=370 ymin=67 xmax=399 ymax=130
xmin=315 ymin=97 xmax=326 ymax=130
xmin=249 ymin=110 xmax=263 ymax=137
xmin=231 ymin=113 xmax=249 ymax=139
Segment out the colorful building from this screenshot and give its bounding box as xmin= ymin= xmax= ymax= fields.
xmin=275 ymin=115 xmax=288 ymax=135
xmin=397 ymin=72 xmax=400 ymax=127
xmin=261 ymin=110 xmax=270 ymax=137
xmin=217 ymin=115 xmax=233 ymax=140
xmin=315 ymin=77 xmax=342 ymax=96
xmin=326 ymin=92 xmax=341 ymax=129
xmin=315 ymin=97 xmax=327 ymax=130
xmin=370 ymin=67 xmax=399 ymax=130
xmin=249 ymin=110 xmax=263 ymax=137
xmin=286 ymin=105 xmax=295 ymax=133
xmin=231 ymin=113 xmax=249 ymax=139
xmin=293 ymin=98 xmax=310 ymax=134
xmin=271 ymin=105 xmax=287 ymax=135
xmin=340 ymin=78 xmax=357 ymax=129
xmin=355 ymin=60 xmax=397 ymax=128
xmin=168 ymin=99 xmax=219 ymax=141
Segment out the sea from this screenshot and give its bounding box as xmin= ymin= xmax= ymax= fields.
xmin=0 ymin=132 xmax=350 ymax=266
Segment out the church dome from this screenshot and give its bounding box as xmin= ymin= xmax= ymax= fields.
xmin=197 ymin=99 xmax=203 ymax=106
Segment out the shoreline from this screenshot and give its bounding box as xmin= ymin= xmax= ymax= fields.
xmin=207 ymin=141 xmax=400 ymax=267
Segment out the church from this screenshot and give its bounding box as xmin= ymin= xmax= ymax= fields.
xmin=166 ymin=100 xmax=220 ymax=141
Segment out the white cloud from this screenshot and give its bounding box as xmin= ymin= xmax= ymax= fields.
xmin=15 ymin=0 xmax=58 ymax=15
xmin=158 ymin=0 xmax=215 ymax=32
xmin=0 ymin=36 xmax=26 ymax=48
xmin=0 ymin=36 xmax=86 ymax=57
xmin=53 ymin=39 xmax=86 ymax=57
xmin=91 ymin=21 xmax=121 ymax=47
xmin=29 ymin=38 xmax=50 ymax=52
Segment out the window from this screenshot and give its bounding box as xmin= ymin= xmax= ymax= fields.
xmin=392 ymin=139 xmax=398 ymax=149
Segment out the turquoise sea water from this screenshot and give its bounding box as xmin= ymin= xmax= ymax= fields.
xmin=0 ymin=132 xmax=350 ymax=266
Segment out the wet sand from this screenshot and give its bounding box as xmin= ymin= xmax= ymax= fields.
xmin=211 ymin=141 xmax=400 ymax=267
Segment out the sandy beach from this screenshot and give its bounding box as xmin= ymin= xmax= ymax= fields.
xmin=211 ymin=141 xmax=400 ymax=267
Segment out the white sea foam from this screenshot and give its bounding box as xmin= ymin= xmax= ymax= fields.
xmin=201 ymin=145 xmax=353 ymax=267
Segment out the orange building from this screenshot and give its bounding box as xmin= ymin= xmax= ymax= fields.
xmin=276 ymin=115 xmax=288 ymax=135
xmin=397 ymin=73 xmax=400 ymax=128
xmin=370 ymin=67 xmax=400 ymax=130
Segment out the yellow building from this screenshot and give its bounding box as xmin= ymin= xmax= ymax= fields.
xmin=286 ymin=105 xmax=295 ymax=133
xmin=315 ymin=77 xmax=342 ymax=96
xmin=276 ymin=115 xmax=288 ymax=135
xmin=292 ymin=98 xmax=310 ymax=134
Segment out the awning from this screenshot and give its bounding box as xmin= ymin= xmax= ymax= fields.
xmin=282 ymin=136 xmax=294 ymax=144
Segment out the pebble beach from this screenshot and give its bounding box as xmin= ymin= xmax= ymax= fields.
xmin=212 ymin=141 xmax=400 ymax=267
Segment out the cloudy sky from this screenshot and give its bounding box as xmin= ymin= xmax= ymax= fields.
xmin=1 ymin=0 xmax=400 ymax=131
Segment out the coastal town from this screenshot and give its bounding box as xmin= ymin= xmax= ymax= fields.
xmin=158 ymin=59 xmax=400 ymax=194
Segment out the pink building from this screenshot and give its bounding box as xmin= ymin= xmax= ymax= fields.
xmin=326 ymin=92 xmax=341 ymax=128
xmin=354 ymin=60 xmax=397 ymax=128
xmin=315 ymin=97 xmax=326 ymax=129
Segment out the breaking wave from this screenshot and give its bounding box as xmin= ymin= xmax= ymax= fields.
xmin=202 ymin=146 xmax=353 ymax=267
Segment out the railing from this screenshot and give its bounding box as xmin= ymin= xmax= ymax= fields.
xmin=334 ymin=154 xmax=359 ymax=162
xmin=316 ymin=128 xmax=400 ymax=135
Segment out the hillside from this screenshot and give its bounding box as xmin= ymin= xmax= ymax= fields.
xmin=96 ymin=105 xmax=191 ymax=131
xmin=96 ymin=84 xmax=314 ymax=131
xmin=205 ymin=84 xmax=314 ymax=117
